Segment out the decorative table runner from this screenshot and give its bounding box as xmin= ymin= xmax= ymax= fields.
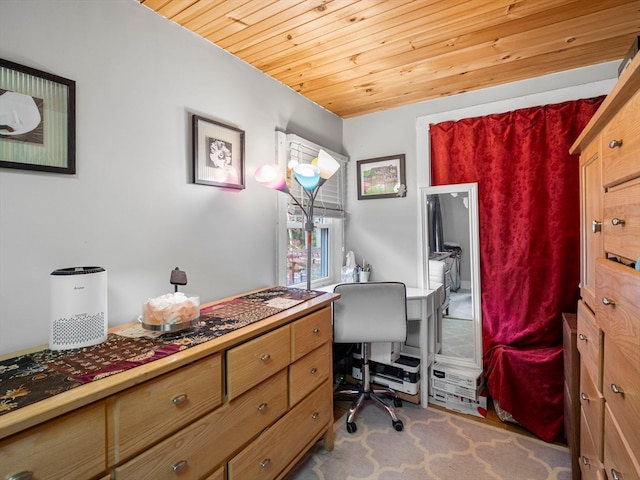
xmin=0 ymin=287 xmax=324 ymax=416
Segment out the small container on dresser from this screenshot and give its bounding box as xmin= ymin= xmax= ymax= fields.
xmin=571 ymin=54 xmax=640 ymax=480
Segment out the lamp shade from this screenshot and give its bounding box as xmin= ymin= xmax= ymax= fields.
xmin=292 ymin=163 xmax=321 ymax=191
xmin=255 ymin=163 xmax=289 ymax=193
xmin=316 ymin=149 xmax=340 ymax=181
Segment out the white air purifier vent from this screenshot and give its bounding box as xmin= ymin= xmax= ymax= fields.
xmin=49 ymin=266 xmax=108 ymax=350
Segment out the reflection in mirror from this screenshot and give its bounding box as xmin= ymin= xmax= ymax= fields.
xmin=422 ymin=183 xmax=482 ymax=369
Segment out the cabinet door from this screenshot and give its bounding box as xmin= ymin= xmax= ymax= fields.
xmin=580 ymin=137 xmax=603 ymax=311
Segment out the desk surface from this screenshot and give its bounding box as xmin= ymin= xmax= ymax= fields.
xmin=318 ymin=283 xmax=436 ymax=299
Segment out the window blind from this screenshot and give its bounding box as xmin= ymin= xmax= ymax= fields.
xmin=286 ymin=134 xmax=348 ymax=218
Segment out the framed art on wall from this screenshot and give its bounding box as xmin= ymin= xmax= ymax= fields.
xmin=192 ymin=114 xmax=245 ymax=189
xmin=0 ymin=58 xmax=76 ymax=174
xmin=357 ymin=154 xmax=406 ymax=200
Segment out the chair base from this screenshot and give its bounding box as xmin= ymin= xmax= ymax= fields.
xmin=335 ymin=343 xmax=404 ymax=434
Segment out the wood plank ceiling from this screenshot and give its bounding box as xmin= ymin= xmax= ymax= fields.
xmin=139 ymin=0 xmax=640 ymax=118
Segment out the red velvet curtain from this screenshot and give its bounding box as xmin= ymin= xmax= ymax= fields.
xmin=430 ymin=97 xmax=604 ymax=442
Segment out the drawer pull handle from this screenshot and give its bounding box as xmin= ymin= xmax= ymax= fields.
xmin=611 ymin=468 xmax=622 ymax=480
xmin=172 ymin=394 xmax=188 ymax=406
xmin=611 ymin=384 xmax=624 ymax=395
xmin=7 ymin=472 xmax=34 ymax=480
xmin=171 ymin=460 xmax=188 ymax=473
xmin=581 ymin=456 xmax=590 ymax=466
xmin=592 ymin=220 xmax=602 ymax=233
xmin=257 ymin=402 xmax=268 ymax=412
xmin=578 ymin=333 xmax=587 ymax=341
xmin=260 ymin=353 xmax=271 ymax=362
xmin=602 ymin=297 xmax=616 ymax=306
xmin=611 ymin=217 xmax=626 ymax=226
xmin=312 ymin=411 xmax=320 ymax=419
xmin=313 ymin=327 xmax=320 ymax=334
xmin=260 ymin=458 xmax=271 ymax=469
xmin=609 ymin=139 xmax=623 ymax=149
xmin=310 ymin=367 xmax=318 ymax=375
xmin=580 ymin=392 xmax=589 ymax=402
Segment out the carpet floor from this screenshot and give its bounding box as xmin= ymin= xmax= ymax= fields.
xmin=285 ymin=401 xmax=571 ymax=480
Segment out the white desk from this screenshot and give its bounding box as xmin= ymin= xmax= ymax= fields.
xmin=318 ymin=283 xmax=442 ymax=407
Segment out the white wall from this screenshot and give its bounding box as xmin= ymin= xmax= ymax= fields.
xmin=343 ymin=62 xmax=620 ymax=288
xmin=0 ymin=0 xmax=342 ymax=355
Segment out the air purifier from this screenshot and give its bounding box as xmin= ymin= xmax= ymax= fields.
xmin=49 ymin=266 xmax=108 ymax=350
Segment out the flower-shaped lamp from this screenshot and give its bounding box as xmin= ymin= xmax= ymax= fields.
xmin=255 ymin=163 xmax=289 ymax=193
xmin=292 ymin=163 xmax=321 ymax=191
xmin=315 ymin=149 xmax=340 ymax=186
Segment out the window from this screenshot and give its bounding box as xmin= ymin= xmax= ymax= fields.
xmin=275 ymin=132 xmax=348 ymax=288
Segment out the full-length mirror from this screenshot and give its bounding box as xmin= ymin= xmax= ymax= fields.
xmin=421 ymin=183 xmax=482 ymax=369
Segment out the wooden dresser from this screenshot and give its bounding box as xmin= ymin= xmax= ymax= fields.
xmin=571 ymin=54 xmax=640 ymax=480
xmin=0 ymin=288 xmax=338 ymax=480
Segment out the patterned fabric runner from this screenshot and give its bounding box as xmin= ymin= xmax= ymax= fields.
xmin=0 ymin=287 xmax=323 ymax=415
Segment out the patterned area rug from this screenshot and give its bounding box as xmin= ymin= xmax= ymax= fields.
xmin=285 ymin=402 xmax=571 ymax=480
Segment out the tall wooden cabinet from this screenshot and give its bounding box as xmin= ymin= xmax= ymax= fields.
xmin=571 ymin=54 xmax=640 ymax=480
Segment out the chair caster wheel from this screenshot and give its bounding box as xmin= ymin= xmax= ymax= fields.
xmin=346 ymin=422 xmax=357 ymax=434
xmin=393 ymin=420 xmax=404 ymax=431
xmin=394 ymin=398 xmax=402 ymax=408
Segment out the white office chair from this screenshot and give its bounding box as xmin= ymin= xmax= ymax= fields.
xmin=333 ymin=282 xmax=407 ymax=433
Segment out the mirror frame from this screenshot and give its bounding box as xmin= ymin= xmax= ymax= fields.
xmin=420 ymin=182 xmax=482 ymax=369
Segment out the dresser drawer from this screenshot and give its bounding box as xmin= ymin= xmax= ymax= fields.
xmin=601 ymin=88 xmax=640 ymax=188
xmin=579 ymin=409 xmax=605 ymax=480
xmin=0 ymin=401 xmax=106 ymax=480
xmin=290 ymin=341 xmax=332 ymax=406
xmin=227 ymin=325 xmax=291 ymax=399
xmin=228 ymin=380 xmax=332 ymax=480
xmin=111 ymin=353 xmax=222 ymax=463
xmin=603 ymin=335 xmax=640 ymax=462
xmin=603 ymin=178 xmax=640 ymax=262
xmin=291 ymin=306 xmax=332 ymax=360
xmin=577 ymin=300 xmax=603 ymax=389
xmin=115 ymin=370 xmax=288 ymax=480
xmin=579 ymin=361 xmax=604 ymax=457
xmin=604 ymin=405 xmax=640 ymax=480
xmin=205 ymin=465 xmax=225 ymax=480
xmin=595 ymin=258 xmax=640 ymax=368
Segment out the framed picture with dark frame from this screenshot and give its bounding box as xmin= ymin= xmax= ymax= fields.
xmin=0 ymin=58 xmax=76 ymax=174
xmin=192 ymin=114 xmax=245 ymax=189
xmin=357 ymin=154 xmax=406 ymax=200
